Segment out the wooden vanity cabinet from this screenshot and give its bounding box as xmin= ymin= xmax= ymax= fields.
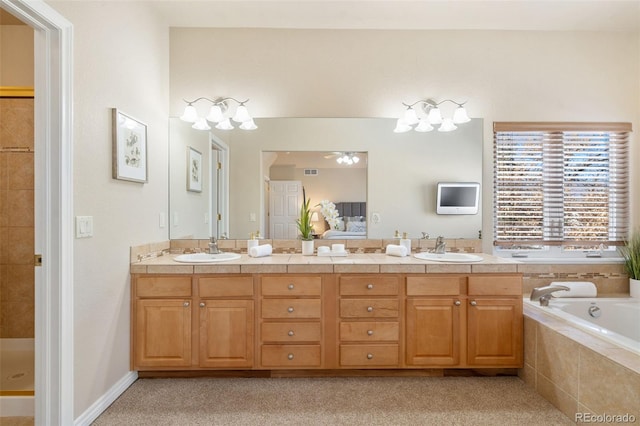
xmin=259 ymin=276 xmax=323 ymax=368
xmin=338 ymin=275 xmax=401 ymax=368
xmin=132 ymin=276 xmax=193 ymax=368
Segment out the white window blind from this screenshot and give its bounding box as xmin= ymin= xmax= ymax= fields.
xmin=493 ymin=122 xmax=631 ymax=247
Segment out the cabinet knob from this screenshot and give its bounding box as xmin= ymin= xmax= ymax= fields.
xmin=288 ymin=353 xmax=294 ymax=360
xmin=367 ymin=306 xmax=374 ymax=312
xmin=288 ymin=330 xmax=295 ymax=336
xmin=367 ymin=284 xmax=374 ymax=290
xmin=367 ymin=353 xmax=374 ymax=360
xmin=288 ymin=307 xmax=294 ymax=313
xmin=288 ymin=284 xmax=294 ymax=290
xmin=454 ymin=300 xmax=461 ymax=306
xmin=183 ymin=301 xmax=190 ymax=307
xmin=199 ymin=302 xmax=205 ymax=307
xmin=470 ymin=300 xmax=477 ymax=306
xmin=367 ymin=330 xmax=374 ymax=336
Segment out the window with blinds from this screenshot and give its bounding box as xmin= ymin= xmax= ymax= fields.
xmin=493 ymin=122 xmax=631 ymax=248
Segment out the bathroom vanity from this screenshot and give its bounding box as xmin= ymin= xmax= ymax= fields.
xmin=130 ymin=251 xmax=523 ymax=373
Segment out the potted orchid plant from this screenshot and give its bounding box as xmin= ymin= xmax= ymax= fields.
xmin=297 ymin=188 xmax=314 ymax=255
xmin=621 ymin=230 xmax=640 ymax=298
xmin=317 ymin=200 xmax=340 ymax=230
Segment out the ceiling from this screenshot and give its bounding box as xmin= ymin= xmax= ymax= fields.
xmin=270 ymin=151 xmax=368 ymax=169
xmin=151 ymin=0 xmax=640 ymax=32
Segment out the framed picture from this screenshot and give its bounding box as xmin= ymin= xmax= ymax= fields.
xmin=187 ymin=147 xmax=202 ymax=192
xmin=112 ymin=108 xmax=147 ymax=183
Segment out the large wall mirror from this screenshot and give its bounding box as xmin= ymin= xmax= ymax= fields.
xmin=169 ymin=117 xmax=483 ymax=240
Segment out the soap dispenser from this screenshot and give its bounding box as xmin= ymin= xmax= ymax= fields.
xmin=400 ymin=232 xmax=411 ymax=256
xmin=247 ymin=232 xmax=258 ymax=251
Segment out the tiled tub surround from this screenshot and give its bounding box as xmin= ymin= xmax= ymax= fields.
xmin=521 ymin=303 xmax=640 ymax=421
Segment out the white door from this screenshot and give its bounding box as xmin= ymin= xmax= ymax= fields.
xmin=269 ymin=181 xmax=302 ymax=239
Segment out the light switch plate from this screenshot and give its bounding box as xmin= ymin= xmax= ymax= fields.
xmin=75 ymin=216 xmax=93 ymax=238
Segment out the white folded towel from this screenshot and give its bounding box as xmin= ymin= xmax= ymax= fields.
xmin=550 ymin=281 xmax=597 ymax=298
xmin=249 ymin=244 xmax=273 ymax=258
xmin=385 ymin=244 xmax=407 ymax=257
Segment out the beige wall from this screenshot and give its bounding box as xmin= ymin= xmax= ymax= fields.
xmin=47 ymin=1 xmax=170 ymax=418
xmin=170 ymin=28 xmax=639 ymax=250
xmin=0 ymin=24 xmax=33 ymax=86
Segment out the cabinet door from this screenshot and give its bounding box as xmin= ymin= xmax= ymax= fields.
xmin=405 ymin=298 xmax=462 ymax=366
xmin=467 ymin=298 xmax=523 ymax=367
xmin=199 ymin=299 xmax=254 ymax=368
xmin=135 ymin=299 xmax=192 ymax=368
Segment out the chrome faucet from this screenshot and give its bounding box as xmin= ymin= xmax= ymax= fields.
xmin=435 ymin=236 xmax=446 ymax=254
xmin=530 ymin=285 xmax=570 ymax=306
xmin=208 ymin=237 xmax=220 ymax=254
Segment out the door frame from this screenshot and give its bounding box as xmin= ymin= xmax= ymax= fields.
xmin=209 ymin=134 xmax=229 ymax=238
xmin=1 ymin=0 xmax=74 ymax=424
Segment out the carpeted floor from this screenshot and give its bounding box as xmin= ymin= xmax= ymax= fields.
xmin=91 ymin=376 xmax=574 ymax=425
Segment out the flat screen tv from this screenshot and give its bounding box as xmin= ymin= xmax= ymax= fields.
xmin=436 ymin=182 xmax=480 ymax=215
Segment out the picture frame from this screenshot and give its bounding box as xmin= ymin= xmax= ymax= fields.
xmin=187 ymin=146 xmax=203 ymax=192
xmin=112 ymin=108 xmax=148 ymax=183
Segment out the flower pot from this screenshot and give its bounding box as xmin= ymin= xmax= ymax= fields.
xmin=301 ymin=239 xmax=314 ymax=256
xmin=630 ymin=278 xmax=640 ymax=298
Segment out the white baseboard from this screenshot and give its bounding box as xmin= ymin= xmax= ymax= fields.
xmin=74 ymin=371 xmax=138 ymax=426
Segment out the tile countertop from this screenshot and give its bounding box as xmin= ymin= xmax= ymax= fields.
xmin=130 ymin=253 xmax=521 ymax=275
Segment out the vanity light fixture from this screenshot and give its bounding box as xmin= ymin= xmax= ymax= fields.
xmin=180 ymin=97 xmax=258 ymax=130
xmin=394 ymin=99 xmax=470 ymax=133
xmin=336 ymin=152 xmax=360 ymax=165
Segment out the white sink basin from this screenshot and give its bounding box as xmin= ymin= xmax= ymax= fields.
xmin=413 ymin=252 xmax=483 ymax=263
xmin=174 ymin=252 xmax=242 ymax=263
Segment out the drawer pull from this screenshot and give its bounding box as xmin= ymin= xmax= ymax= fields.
xmin=183 ymin=301 xmax=190 ymax=307
xmin=367 ymin=306 xmax=374 ymax=312
xmin=288 ymin=330 xmax=295 ymax=337
xmin=454 ymin=300 xmax=461 ymax=306
xmin=199 ymin=302 xmax=205 ymax=307
xmin=367 ymin=330 xmax=374 ymax=336
xmin=288 ymin=284 xmax=294 ymax=290
xmin=288 ymin=307 xmax=295 ymax=313
xmin=288 ymin=353 xmax=294 ymax=360
xmin=367 ymin=353 xmax=374 ymax=360
xmin=367 ymin=284 xmax=374 ymax=290
xmin=470 ymin=300 xmax=477 ymax=306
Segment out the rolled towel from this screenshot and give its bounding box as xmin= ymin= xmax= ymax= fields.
xmin=550 ymin=281 xmax=597 ymax=298
xmin=249 ymin=244 xmax=273 ymax=258
xmin=385 ymin=244 xmax=407 ymax=257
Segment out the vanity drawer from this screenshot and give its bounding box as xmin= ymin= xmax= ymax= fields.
xmin=339 ymin=321 xmax=399 ymax=342
xmin=261 ymin=322 xmax=321 ymax=343
xmin=406 ymin=276 xmax=465 ymax=296
xmin=339 ymin=299 xmax=399 ymax=318
xmin=261 ymin=345 xmax=321 ymax=367
xmin=261 ymin=299 xmax=322 ymax=319
xmin=339 ymin=344 xmax=399 ymax=367
xmin=468 ymin=275 xmax=522 ymax=296
xmin=136 ymin=276 xmax=192 ymax=297
xmin=339 ymin=276 xmax=399 ymax=296
xmin=199 ymin=277 xmax=254 ymax=297
xmin=261 ymin=276 xmax=322 ymax=296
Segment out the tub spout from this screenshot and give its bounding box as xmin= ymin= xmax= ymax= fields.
xmin=530 ymin=285 xmax=570 ymax=306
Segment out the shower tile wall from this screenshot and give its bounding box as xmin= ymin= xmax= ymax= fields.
xmin=0 ymin=97 xmax=34 ymax=338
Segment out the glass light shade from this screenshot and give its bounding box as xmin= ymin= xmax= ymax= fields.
xmin=310 ymin=212 xmax=319 ymax=222
xmin=393 ymin=118 xmax=412 ymax=133
xmin=336 ymin=157 xmax=344 ymax=164
xmin=438 ymin=118 xmax=458 ymax=132
xmin=206 ymin=104 xmax=224 ymax=123
xmin=452 ymin=106 xmax=471 ymax=124
xmin=352 ymin=156 xmax=360 ymax=163
xmin=215 ymin=118 xmax=234 ymax=130
xmin=427 ymin=107 xmax=443 ymax=124
xmin=414 ymin=119 xmax=434 ymax=132
xmin=239 ymin=118 xmax=258 ymax=130
xmin=192 ymin=117 xmax=211 ymax=130
xmin=180 ymin=104 xmax=198 ymax=123
xmin=403 ymin=107 xmax=419 ymax=125
xmin=232 ymin=105 xmax=251 ymax=123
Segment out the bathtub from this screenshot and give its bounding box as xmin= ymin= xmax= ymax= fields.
xmin=0 ymin=338 xmax=34 ymax=417
xmin=523 ymin=297 xmax=640 ymax=354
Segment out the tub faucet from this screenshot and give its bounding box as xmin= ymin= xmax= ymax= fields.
xmin=208 ymin=237 xmax=220 ymax=254
xmin=435 ymin=236 xmax=446 ymax=254
xmin=530 ymin=285 xmax=570 ymax=306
